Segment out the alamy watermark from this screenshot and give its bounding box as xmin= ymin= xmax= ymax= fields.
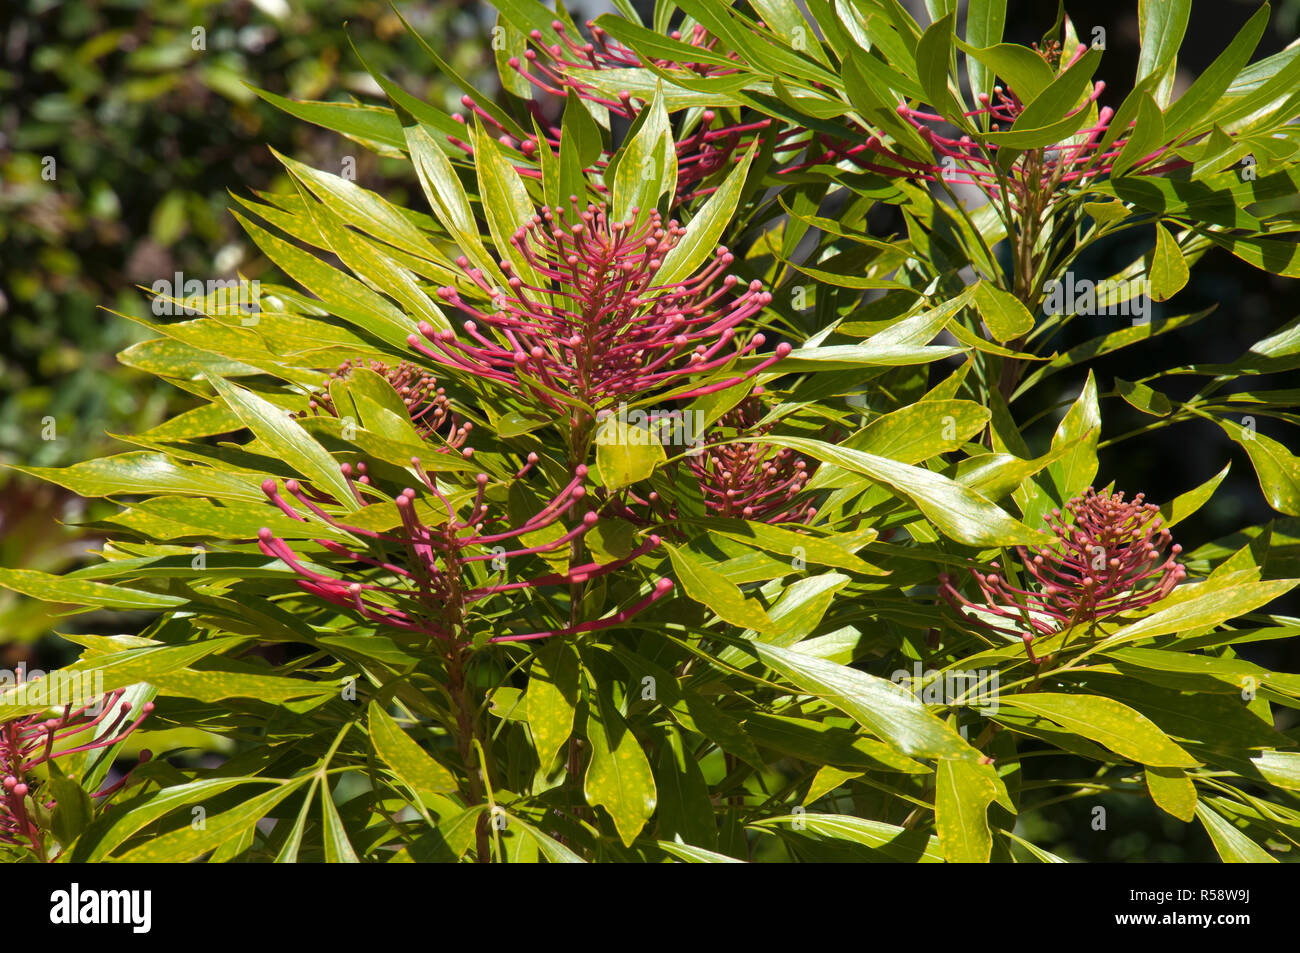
xmin=891 ymin=662 xmax=1000 ymax=713
xmin=0 ymin=665 xmax=107 ymax=711
xmin=1043 ymin=273 xmax=1150 ymax=324
xmin=595 ymin=403 xmax=706 ymax=452
xmin=151 ymin=273 xmax=262 ymax=322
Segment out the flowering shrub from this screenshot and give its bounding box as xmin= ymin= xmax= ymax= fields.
xmin=3 ymin=0 xmax=1300 ymax=863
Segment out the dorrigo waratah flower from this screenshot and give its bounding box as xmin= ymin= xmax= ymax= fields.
xmin=939 ymin=487 xmax=1186 ymax=662
xmin=409 ymin=201 xmax=788 ymax=414
xmin=834 ymin=44 xmax=1184 ymax=215
xmin=457 ymin=19 xmax=788 ymax=202
xmin=690 ymin=397 xmax=816 ymax=523
xmin=2 ymin=686 xmax=153 ymax=861
xmin=609 ymin=394 xmax=816 ymax=526
xmin=258 ymin=456 xmax=672 ymax=643
xmin=298 ymin=358 xmax=472 ymax=447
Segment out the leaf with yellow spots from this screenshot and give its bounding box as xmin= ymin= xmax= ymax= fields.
xmin=584 ymin=684 xmax=656 ymax=848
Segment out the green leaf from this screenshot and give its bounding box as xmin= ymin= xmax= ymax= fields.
xmin=1149 ymin=223 xmax=1190 ymax=301
xmin=935 ymin=757 xmax=998 ymax=862
xmin=47 ymin=769 xmax=95 ymax=848
xmin=1099 ymin=576 xmax=1300 ymax=650
xmin=751 ymin=642 xmax=977 ymax=761
xmin=656 ymin=141 xmax=756 ymax=287
xmin=251 ymin=89 xmax=406 ymax=149
xmin=1001 ymin=693 xmax=1197 ymax=767
xmin=666 ymin=543 xmax=777 ymax=633
xmin=473 ymin=125 xmax=544 ymax=291
xmin=321 ymin=783 xmax=361 ymax=863
xmin=1163 ymin=4 xmax=1270 ymax=139
xmin=0 ymin=568 xmax=187 ymax=610
xmin=9 ymin=452 xmax=265 ymax=503
xmin=1145 ymin=766 xmax=1197 ymax=821
xmin=1195 ymin=802 xmax=1276 ymax=862
xmin=769 ymin=436 xmax=1043 ymax=547
xmin=705 ymin=521 xmax=881 ymax=575
xmin=1203 ymin=232 xmax=1300 ymax=278
xmin=658 ymin=841 xmax=745 ymax=863
xmin=525 ymin=643 xmax=579 ymax=768
xmin=595 ymin=414 xmax=667 ymax=489
xmin=1162 ymin=462 xmax=1231 ymax=527
xmin=984 ymin=49 xmax=1102 ymax=148
xmin=751 ymin=814 xmax=944 ymax=862
xmin=959 ymin=41 xmax=1053 ymax=104
xmin=612 ymin=84 xmax=677 ymax=226
xmin=1115 ymin=377 xmax=1173 ymax=417
xmin=1216 ymin=417 xmax=1300 ymax=515
xmin=114 ymin=777 xmax=310 ymax=862
xmin=369 ymin=701 xmax=459 ymax=801
xmin=1112 ymin=92 xmax=1165 ymax=176
xmin=514 ymin=817 xmax=587 ymax=863
xmin=584 ymin=684 xmax=657 ymax=847
xmin=0 ymin=639 xmax=243 ymax=716
xmin=558 ymin=94 xmax=603 ymax=207
xmin=1135 ymin=0 xmax=1191 ymax=107
xmin=916 ymin=14 xmax=967 ymax=130
xmin=404 ymin=122 xmax=503 ymax=286
xmin=655 ymin=726 xmax=717 ymax=851
xmin=206 ymin=375 xmax=354 ymax=505
xmin=1047 ymin=370 xmax=1100 ymax=502
xmin=972 ymin=281 xmax=1034 ymax=342
xmin=962 ymin=0 xmax=1008 ymax=103
xmin=73 ymin=777 xmax=275 ymax=862
xmin=151 ymin=669 xmax=333 ymax=704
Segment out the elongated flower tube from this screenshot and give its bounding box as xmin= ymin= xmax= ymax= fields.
xmin=409 ymin=201 xmax=788 ymax=414
xmin=257 ymin=457 xmax=672 ymax=644
xmin=298 ymin=358 xmax=472 ymax=446
xmin=2 ymin=685 xmax=153 ymax=861
xmin=938 ymin=487 xmax=1185 ymax=662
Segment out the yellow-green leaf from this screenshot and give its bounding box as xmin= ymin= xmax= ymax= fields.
xmin=1003 ymin=693 xmax=1197 ymax=767
xmin=1146 ymin=766 xmax=1197 ymax=821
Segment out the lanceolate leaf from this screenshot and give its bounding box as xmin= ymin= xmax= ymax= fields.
xmin=1000 ymin=693 xmax=1198 ymax=767
xmin=751 ymin=642 xmax=978 ymax=761
xmin=584 ymin=684 xmax=657 ymax=847
xmin=768 ymin=436 xmax=1043 ymax=547
xmin=935 ymin=757 xmax=999 ymax=862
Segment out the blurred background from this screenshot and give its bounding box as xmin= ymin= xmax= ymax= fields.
xmin=0 ymin=0 xmax=1297 ymax=861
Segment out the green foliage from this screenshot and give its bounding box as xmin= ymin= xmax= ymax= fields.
xmin=4 ymin=0 xmax=1300 ymax=864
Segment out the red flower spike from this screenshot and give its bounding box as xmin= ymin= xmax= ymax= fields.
xmin=607 ymin=394 xmax=816 ymax=527
xmin=409 ymin=202 xmax=787 ymax=413
xmin=2 ymin=685 xmax=153 ymax=860
xmin=939 ymin=487 xmax=1185 ymax=662
xmin=691 ymin=397 xmax=816 ymax=523
xmin=258 ymin=459 xmax=672 ymax=644
xmin=820 ymin=44 xmax=1187 ymax=215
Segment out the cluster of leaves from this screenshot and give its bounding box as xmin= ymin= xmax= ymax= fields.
xmin=0 ymin=0 xmax=488 ymax=644
xmin=3 ymin=0 xmax=1300 ymax=863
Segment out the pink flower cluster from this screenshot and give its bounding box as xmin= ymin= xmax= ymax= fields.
xmin=2 ymin=685 xmax=153 ymax=860
xmin=836 ymin=46 xmax=1183 ymax=213
xmin=410 ymin=201 xmax=787 ymax=413
xmin=691 ymin=397 xmax=816 ymax=523
xmin=939 ymin=487 xmax=1186 ymax=662
xmin=258 ymin=455 xmax=672 ymax=643
xmin=608 ymin=395 xmax=816 ymax=526
xmin=442 ymin=20 xmax=787 ymax=203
